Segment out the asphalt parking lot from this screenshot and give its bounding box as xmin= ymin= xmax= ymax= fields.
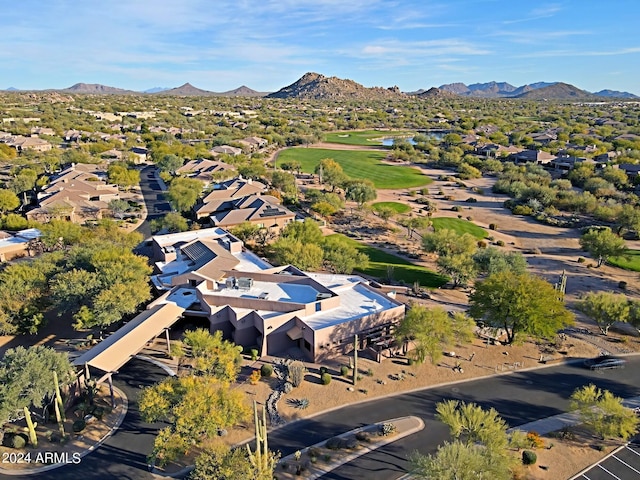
xmin=572 ymin=442 xmax=640 ymax=480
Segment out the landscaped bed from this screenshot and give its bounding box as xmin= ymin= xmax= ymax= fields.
xmin=277 ymin=148 xmax=432 ymax=189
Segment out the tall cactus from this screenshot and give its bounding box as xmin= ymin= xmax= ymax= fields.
xmin=24 ymin=407 xmax=37 ymax=447
xmin=353 ymin=334 xmax=359 ymax=386
xmin=246 ymin=401 xmax=275 ymax=480
xmin=53 ymin=370 xmax=65 ymax=422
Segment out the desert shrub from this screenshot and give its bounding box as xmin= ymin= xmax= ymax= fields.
xmin=526 ymin=431 xmax=545 ymax=449
xmin=250 ymin=348 xmax=259 ymax=361
xmin=321 ymin=373 xmax=332 ymax=385
xmin=308 ymin=447 xmax=321 ymax=458
xmin=289 ymin=361 xmax=306 ymax=387
xmin=465 ymin=197 xmax=478 ymax=203
xmin=356 ymin=431 xmax=372 ymax=442
xmin=419 ymin=187 xmax=430 ymax=195
xmin=380 ymin=423 xmax=397 ymax=436
xmin=10 ymin=433 xmax=27 ymax=449
xmin=319 ymin=366 xmax=328 ymax=375
xmin=513 ymin=205 xmax=533 ymax=216
xmin=92 ymin=406 xmax=105 ymax=420
xmin=489 ymin=223 xmax=497 ymax=230
xmin=72 ymin=420 xmax=86 ymax=433
xmin=325 ymin=437 xmax=342 ymax=450
xmin=249 ymin=369 xmax=261 ymax=385
xmin=472 ymin=187 xmax=484 ymax=194
xmin=340 ymin=365 xmax=349 ymax=377
xmin=522 ymin=450 xmax=537 ymax=465
xmin=619 ymin=281 xmax=627 ymax=290
xmin=477 ymin=240 xmax=487 ymax=248
xmin=366 ymin=368 xmax=374 ymax=377
xmin=408 ymin=190 xmax=417 ymax=197
xmin=452 ymin=206 xmax=463 ymax=212
xmin=466 ymin=216 xmax=473 ymax=221
xmin=341 ymin=437 xmax=358 ymax=449
xmin=283 ymin=382 xmax=293 ymax=394
xmin=443 ymin=195 xmax=455 ymax=201
xmin=496 ymin=240 xmax=505 ymax=247
xmin=577 ymin=257 xmax=585 ymax=263
xmin=260 ymin=364 xmax=273 ymax=377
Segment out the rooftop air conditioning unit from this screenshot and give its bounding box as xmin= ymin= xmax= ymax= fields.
xmin=316 ymin=293 xmax=332 ymax=300
xmin=237 ymin=277 xmax=253 ymax=290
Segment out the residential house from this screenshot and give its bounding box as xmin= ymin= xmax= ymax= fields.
xmin=210 ymin=195 xmax=295 ymax=231
xmin=511 ymin=149 xmax=556 ymax=165
xmin=237 ymin=136 xmax=268 ymax=153
xmin=26 ymin=164 xmax=120 ymax=223
xmin=549 ymin=155 xmax=593 ymax=172
xmin=618 ymin=164 xmax=640 ymax=179
xmin=3 ymin=135 xmax=52 ymax=152
xmin=129 ymin=146 xmax=148 ymax=163
xmin=176 ymin=159 xmax=233 ymax=186
xmin=210 ymin=145 xmax=243 ymax=156
xmin=30 ymin=127 xmax=56 ymax=136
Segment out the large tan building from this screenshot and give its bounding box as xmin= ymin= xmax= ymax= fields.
xmin=149 ymin=228 xmax=405 ymax=362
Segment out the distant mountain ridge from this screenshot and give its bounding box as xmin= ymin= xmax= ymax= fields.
xmin=437 ymin=81 xmax=637 ymax=99
xmin=267 ymin=72 xmax=404 ymax=100
xmin=61 ymin=83 xmax=137 ymax=94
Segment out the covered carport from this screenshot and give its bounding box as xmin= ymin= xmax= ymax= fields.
xmin=73 ymin=302 xmax=185 ymax=404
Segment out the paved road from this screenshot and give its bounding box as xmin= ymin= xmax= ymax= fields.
xmin=135 ymin=165 xmax=171 ymax=240
xmin=0 ymin=359 xmax=169 ymax=480
xmin=266 ymin=357 xmax=640 ymax=480
xmin=3 ymin=358 xmax=638 ymax=480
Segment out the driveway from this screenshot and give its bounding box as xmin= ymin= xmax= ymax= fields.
xmin=135 ymin=165 xmax=171 ymax=239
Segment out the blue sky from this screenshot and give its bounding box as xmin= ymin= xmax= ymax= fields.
xmin=2 ymin=0 xmax=639 ymax=93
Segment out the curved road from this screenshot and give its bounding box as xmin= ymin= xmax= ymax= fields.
xmin=0 ymin=359 xmax=169 ymax=480
xmin=2 ymin=358 xmax=639 ymax=480
xmin=266 ymin=357 xmax=640 ymax=480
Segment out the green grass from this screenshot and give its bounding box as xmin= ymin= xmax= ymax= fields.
xmin=277 ymin=148 xmax=432 ymax=189
xmin=430 ymin=217 xmax=488 ymax=239
xmin=371 ymin=202 xmax=411 ymax=214
xmin=609 ymin=249 xmax=640 ymax=271
xmin=328 ymin=234 xmax=447 ymax=288
xmin=324 ymin=130 xmax=414 ymax=146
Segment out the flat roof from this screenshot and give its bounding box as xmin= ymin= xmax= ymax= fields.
xmin=152 ymin=227 xmax=230 ymax=247
xmin=210 ymin=280 xmax=320 ymax=304
xmin=303 ymin=283 xmax=399 ymax=331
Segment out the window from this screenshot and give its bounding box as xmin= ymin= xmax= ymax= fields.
xmin=304 ymin=340 xmax=311 ymax=351
xmin=315 ymin=302 xmax=321 ymax=312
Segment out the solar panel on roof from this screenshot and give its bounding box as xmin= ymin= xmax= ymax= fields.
xmin=181 ymin=241 xmax=216 ymax=264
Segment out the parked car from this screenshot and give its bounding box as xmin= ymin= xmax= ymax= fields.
xmin=583 ymin=355 xmax=626 ymax=370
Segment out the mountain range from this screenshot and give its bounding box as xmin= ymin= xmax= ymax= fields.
xmin=438 ymin=81 xmax=637 ymax=99
xmin=2 ymin=75 xmax=637 ymax=99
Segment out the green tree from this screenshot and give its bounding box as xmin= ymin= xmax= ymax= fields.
xmin=436 ymin=253 xmax=476 ymax=288
xmin=108 ymin=199 xmax=131 ymax=220
xmin=270 ymin=238 xmax=323 ymax=271
xmin=280 ymin=218 xmax=323 ymax=244
xmin=0 ymin=346 xmax=73 ymax=424
xmin=344 ymin=179 xmax=377 ymax=207
xmin=570 ymin=384 xmax=639 ymax=441
xmin=315 ymin=158 xmax=346 ymax=191
xmin=472 ymin=248 xmax=528 ymax=276
xmin=399 ymin=216 xmax=431 ymax=239
xmin=270 ymin=170 xmax=297 ymax=197
xmin=410 ymin=400 xmax=517 ymax=480
xmin=190 ymin=443 xmax=255 ymax=480
xmin=311 ymin=201 xmax=339 ymax=217
xmin=321 ymin=236 xmax=369 ymax=274
xmin=469 ymin=271 xmax=574 ymax=344
xmin=628 ymin=300 xmax=640 ymax=335
xmin=156 ymin=154 xmax=184 ymax=174
xmin=279 ymin=160 xmax=302 ymax=174
xmin=579 ymin=228 xmax=627 ymax=267
xmin=0 ymin=189 xmax=20 ymax=214
xmin=176 ymin=329 xmax=242 ymax=382
xmin=108 ymin=163 xmax=140 ymax=189
xmin=166 ymin=177 xmax=203 ymax=212
xmin=238 ymin=159 xmax=267 ymax=180
xmin=229 ymin=221 xmax=260 ymax=242
xmin=375 ymin=205 xmax=396 ymax=223
xmin=140 ymin=375 xmax=250 ymax=466
xmin=422 ymin=229 xmax=477 ymax=257
xmin=615 ymin=204 xmax=640 ymax=236
xmin=576 ymin=291 xmax=630 ymax=335
xmin=158 ymin=212 xmax=189 ymax=233
xmin=395 ymin=305 xmax=473 ymax=364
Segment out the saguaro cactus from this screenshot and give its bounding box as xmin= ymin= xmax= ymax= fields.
xmin=246 ymin=401 xmax=275 ymax=479
xmin=24 ymin=407 xmax=37 ymax=447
